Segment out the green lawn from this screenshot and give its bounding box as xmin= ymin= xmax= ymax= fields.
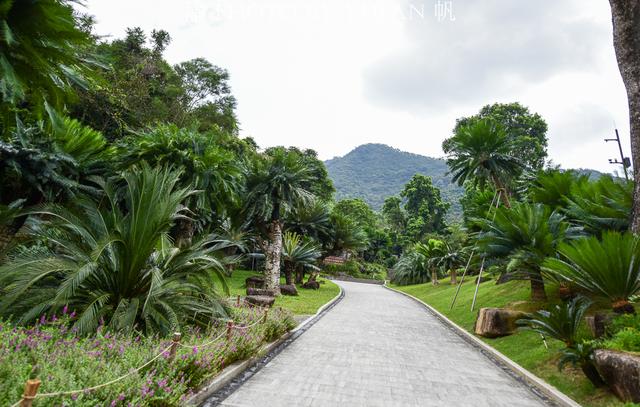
xmin=226 ymin=269 xmax=340 ymax=315
xmin=391 ymin=278 xmax=623 ymax=407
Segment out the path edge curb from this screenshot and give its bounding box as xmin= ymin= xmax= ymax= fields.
xmin=383 ymin=284 xmax=582 ymax=407
xmin=187 ymin=282 xmax=345 ymax=406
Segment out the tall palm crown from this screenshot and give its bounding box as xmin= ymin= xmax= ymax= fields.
xmin=245 ymin=148 xmax=313 ymax=225
xmin=0 ymin=165 xmax=228 ymax=335
xmin=445 ymin=119 xmax=523 ymax=194
xmin=0 ymin=0 xmax=97 ymax=126
xmin=281 ymin=231 xmax=321 ymax=284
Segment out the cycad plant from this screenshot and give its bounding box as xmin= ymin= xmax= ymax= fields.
xmin=477 ymin=203 xmax=582 ymax=301
xmin=0 ymin=0 xmax=97 ymax=127
xmin=445 ymin=119 xmax=523 ymax=206
xmin=282 ymin=231 xmax=321 ymax=285
xmin=543 ymin=232 xmax=640 ymax=314
xmin=518 ymin=296 xmax=604 ymax=386
xmin=414 ymin=239 xmax=445 ymax=285
xmin=391 ymin=251 xmax=429 ymax=286
xmin=0 ymin=164 xmax=229 ymax=336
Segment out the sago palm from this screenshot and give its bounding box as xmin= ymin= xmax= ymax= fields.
xmin=477 ymin=203 xmax=582 ymax=301
xmin=543 ymin=231 xmax=640 ymax=314
xmin=445 ymin=119 xmax=523 ymax=207
xmin=391 ymin=251 xmax=429 ymax=286
xmin=244 ymin=148 xmax=313 ymax=293
xmin=282 ymin=231 xmax=321 ymax=285
xmin=0 ymin=165 xmax=229 ymax=336
xmin=414 ymin=239 xmax=445 ymax=285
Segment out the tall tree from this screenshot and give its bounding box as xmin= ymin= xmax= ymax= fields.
xmin=400 ymin=174 xmax=449 ymax=240
xmin=445 ymin=102 xmax=548 ymax=171
xmin=445 ymin=119 xmax=523 ymax=207
xmin=608 ymin=1 xmax=640 ymax=233
xmin=244 ymin=148 xmax=313 ymax=293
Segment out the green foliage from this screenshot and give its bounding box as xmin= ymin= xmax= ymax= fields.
xmin=0 ymin=165 xmax=229 ymax=336
xmin=382 ymin=196 xmax=406 ymax=232
xmin=333 ymin=198 xmax=378 ymax=232
xmin=565 ymin=175 xmax=632 ymax=235
xmin=445 ymin=119 xmax=523 ymax=192
xmin=518 ymin=296 xmax=592 ymax=347
xmin=544 ymin=232 xmax=640 ymax=311
xmin=400 ymin=174 xmax=449 ymax=239
xmin=282 ymin=231 xmax=321 ymax=283
xmin=0 ymin=0 xmax=98 ymax=128
xmin=326 ymin=212 xmax=368 ymax=255
xmin=477 ymin=203 xmax=581 ymax=282
xmin=447 ymin=102 xmax=548 ymax=171
xmin=527 ymin=169 xmax=586 ymax=209
xmin=602 ymin=328 xmax=640 ymax=353
xmin=325 ymin=143 xmax=463 ymax=216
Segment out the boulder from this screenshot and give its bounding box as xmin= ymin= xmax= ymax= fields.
xmin=279 ymin=284 xmax=298 ymax=296
xmin=474 ymin=307 xmax=526 ymax=338
xmin=245 ymin=276 xmax=265 ymax=289
xmin=302 ymin=280 xmax=320 ymax=290
xmin=585 ymin=313 xmax=613 ymax=339
xmin=594 ymin=349 xmax=640 ymax=402
xmin=245 ymin=295 xmax=276 ymax=307
xmin=246 ymin=287 xmax=277 ymax=297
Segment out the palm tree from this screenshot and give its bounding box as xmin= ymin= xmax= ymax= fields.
xmin=391 ymin=251 xmax=429 ymax=286
xmin=477 ymin=203 xmax=582 ymax=301
xmin=282 ymin=232 xmax=321 ymax=285
xmin=0 ymin=164 xmax=229 ymax=335
xmin=518 ymin=296 xmax=604 ymax=386
xmin=433 ymin=241 xmax=466 ymax=285
xmin=445 ymin=119 xmax=523 ymax=207
xmin=527 ymin=169 xmax=585 ymax=209
xmin=0 ymin=0 xmax=97 ymax=128
xmin=414 ymin=239 xmax=445 ymax=285
xmin=120 ymin=124 xmax=243 ymax=247
xmin=244 ymin=148 xmax=313 ymax=294
xmin=543 ymin=232 xmax=640 ymax=314
xmin=326 ymin=212 xmax=368 ymax=256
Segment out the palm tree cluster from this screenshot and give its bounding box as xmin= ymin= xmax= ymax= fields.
xmin=0 ymin=2 xmax=370 ymax=336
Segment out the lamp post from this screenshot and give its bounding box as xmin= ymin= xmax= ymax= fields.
xmin=605 ymin=129 xmax=631 ymax=180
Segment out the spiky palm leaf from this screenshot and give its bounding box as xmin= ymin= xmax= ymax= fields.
xmin=445 ymin=119 xmax=523 ymax=191
xmin=0 ymin=164 xmax=229 ymax=336
xmin=0 ymin=0 xmax=98 ymax=127
xmin=518 ymin=296 xmax=592 ymax=347
xmin=543 ymin=232 xmax=640 ymax=313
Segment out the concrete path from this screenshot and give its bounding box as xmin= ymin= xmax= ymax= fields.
xmin=214 ymin=281 xmax=549 ymax=407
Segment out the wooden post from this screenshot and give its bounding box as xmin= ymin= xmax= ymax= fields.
xmin=236 ymin=295 xmax=240 ymax=307
xmin=226 ymin=321 xmax=234 ymax=341
xmin=262 ymin=308 xmax=269 ymax=324
xmin=21 ymin=379 xmax=41 ymax=407
xmin=169 ymin=332 xmax=181 ymax=361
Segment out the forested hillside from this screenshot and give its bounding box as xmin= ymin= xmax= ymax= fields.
xmin=325 ymin=144 xmax=464 ymax=216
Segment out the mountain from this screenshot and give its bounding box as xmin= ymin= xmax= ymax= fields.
xmin=325 ymin=144 xmax=464 ymax=216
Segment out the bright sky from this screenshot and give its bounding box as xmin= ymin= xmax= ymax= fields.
xmin=82 ymin=0 xmax=629 ymax=173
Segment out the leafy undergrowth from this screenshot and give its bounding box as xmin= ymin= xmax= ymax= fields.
xmin=227 ymin=270 xmax=341 ymax=315
xmin=0 ymin=305 xmax=295 ymax=406
xmin=391 ymin=278 xmax=623 ymax=407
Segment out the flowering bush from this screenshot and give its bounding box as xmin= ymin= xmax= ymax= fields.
xmin=0 ymin=305 xmax=296 ymax=406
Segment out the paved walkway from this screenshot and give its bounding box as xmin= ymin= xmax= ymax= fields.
xmin=214 ymin=281 xmax=549 ymax=407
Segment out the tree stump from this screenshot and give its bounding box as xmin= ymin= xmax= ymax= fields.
xmin=594 ymin=349 xmax=640 ymax=402
xmin=585 ymin=313 xmax=613 ymax=339
xmin=302 ymin=280 xmax=320 ymax=290
xmin=474 ymin=308 xmax=526 ymax=338
xmin=246 ymin=287 xmax=277 ymax=297
xmin=245 ymin=295 xmax=276 ymax=307
xmin=245 ymin=276 xmax=265 ymax=289
xmin=279 ymin=284 xmax=298 ymax=296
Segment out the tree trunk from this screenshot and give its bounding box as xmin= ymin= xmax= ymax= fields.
xmin=450 ymin=268 xmax=457 ymax=285
xmin=609 ymin=0 xmax=640 ymax=233
xmin=0 ymin=224 xmax=15 ymax=255
xmin=294 ymin=266 xmax=305 ymax=285
xmin=284 ymin=262 xmax=294 ymax=285
xmin=173 ymin=218 xmax=194 ymax=249
xmin=491 ymin=175 xmax=511 ymax=209
xmin=263 ymin=221 xmax=283 ymax=295
xmin=613 ymin=299 xmax=636 ymax=314
xmin=431 ymin=269 xmax=439 ymax=286
xmin=530 ymin=274 xmax=547 ymax=301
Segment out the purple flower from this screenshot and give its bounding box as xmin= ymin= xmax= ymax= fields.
xmin=192 ymin=346 xmax=198 ymax=354
xmin=62 ymin=305 xmax=68 ymax=315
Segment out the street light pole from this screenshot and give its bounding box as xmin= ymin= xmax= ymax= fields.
xmin=605 ymin=129 xmax=631 ymax=180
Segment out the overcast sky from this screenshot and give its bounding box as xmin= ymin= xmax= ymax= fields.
xmin=82 ymin=0 xmax=629 ymax=173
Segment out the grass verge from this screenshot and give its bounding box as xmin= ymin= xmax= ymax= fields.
xmin=391 ymin=278 xmax=623 ymax=407
xmin=226 ymin=270 xmax=340 ymax=315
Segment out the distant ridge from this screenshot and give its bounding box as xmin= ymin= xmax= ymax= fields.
xmin=324 ymin=143 xmax=463 ymax=215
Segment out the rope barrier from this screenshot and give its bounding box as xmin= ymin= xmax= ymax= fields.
xmin=9 ymin=308 xmax=270 ymax=406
